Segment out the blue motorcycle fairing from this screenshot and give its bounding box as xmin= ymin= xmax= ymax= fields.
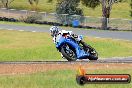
xmin=56 ymin=36 xmax=89 ymax=59
xmin=56 ymin=36 xmax=65 ymax=49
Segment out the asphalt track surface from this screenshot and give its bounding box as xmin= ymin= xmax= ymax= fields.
xmin=0 ymin=24 xmax=132 ymax=41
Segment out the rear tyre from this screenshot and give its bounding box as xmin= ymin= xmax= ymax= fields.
xmin=60 ymin=44 xmax=77 ymax=61
xmin=80 ymin=41 xmax=98 ymax=60
xmin=86 ymin=45 xmax=98 ymax=60
xmin=88 ymin=54 xmax=98 ymax=60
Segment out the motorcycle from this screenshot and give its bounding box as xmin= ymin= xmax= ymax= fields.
xmin=55 ymin=31 xmax=98 ymax=61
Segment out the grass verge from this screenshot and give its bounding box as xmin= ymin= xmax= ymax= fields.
xmin=0 ymin=30 xmax=132 ymax=61
xmin=0 ymin=69 xmax=131 ymax=88
xmin=0 ymin=21 xmax=51 ymax=27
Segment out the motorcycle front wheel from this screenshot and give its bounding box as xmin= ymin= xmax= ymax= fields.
xmin=60 ymin=44 xmax=77 ymax=61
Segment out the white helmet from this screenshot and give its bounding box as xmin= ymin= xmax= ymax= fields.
xmin=50 ymin=26 xmax=60 ymax=37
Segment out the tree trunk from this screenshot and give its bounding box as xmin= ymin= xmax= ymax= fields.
xmin=101 ymin=10 xmax=108 ymax=30
xmin=102 ymin=7 xmax=111 ymax=30
xmin=5 ymin=2 xmax=9 ymax=9
xmin=101 ymin=0 xmax=110 ymax=30
xmin=102 ymin=17 xmax=108 ymax=30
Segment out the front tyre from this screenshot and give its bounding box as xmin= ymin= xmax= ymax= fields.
xmin=60 ymin=44 xmax=77 ymax=61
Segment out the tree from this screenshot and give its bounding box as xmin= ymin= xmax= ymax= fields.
xmin=0 ymin=0 xmax=14 ymax=8
xmin=28 ymin=0 xmax=39 ymax=10
xmin=56 ymin=0 xmax=83 ymax=25
xmin=56 ymin=0 xmax=83 ymax=15
xmin=48 ymin=0 xmax=83 ymax=15
xmin=130 ymin=0 xmax=132 ymax=17
xmin=47 ymin=0 xmax=53 ymax=3
xmin=81 ymin=0 xmax=122 ymax=30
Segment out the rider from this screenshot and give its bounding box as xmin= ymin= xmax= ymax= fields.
xmin=50 ymin=26 xmax=60 ymax=43
xmin=50 ymin=26 xmax=82 ymax=44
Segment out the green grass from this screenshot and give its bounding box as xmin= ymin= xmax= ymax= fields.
xmin=0 ymin=30 xmax=61 ymax=61
xmin=0 ymin=0 xmax=132 ymax=19
xmin=84 ymin=37 xmax=132 ymax=58
xmin=0 ymin=69 xmax=131 ymax=88
xmin=0 ymin=29 xmax=132 ymax=61
xmin=0 ymin=21 xmax=51 ymax=27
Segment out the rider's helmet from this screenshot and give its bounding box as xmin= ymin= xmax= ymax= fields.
xmin=50 ymin=26 xmax=60 ymax=37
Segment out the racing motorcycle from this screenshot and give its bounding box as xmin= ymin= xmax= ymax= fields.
xmin=55 ymin=31 xmax=98 ymax=61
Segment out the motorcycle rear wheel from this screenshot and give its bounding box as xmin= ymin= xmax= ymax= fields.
xmin=80 ymin=41 xmax=98 ymax=60
xmin=85 ymin=45 xmax=98 ymax=60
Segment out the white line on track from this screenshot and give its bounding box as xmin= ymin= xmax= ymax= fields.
xmin=32 ymin=31 xmax=36 ymax=32
xmin=94 ymin=36 xmax=132 ymax=42
xmin=19 ymin=30 xmax=24 ymax=32
xmin=100 ymin=56 xmax=132 ymax=60
xmin=7 ymin=29 xmax=14 ymax=31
